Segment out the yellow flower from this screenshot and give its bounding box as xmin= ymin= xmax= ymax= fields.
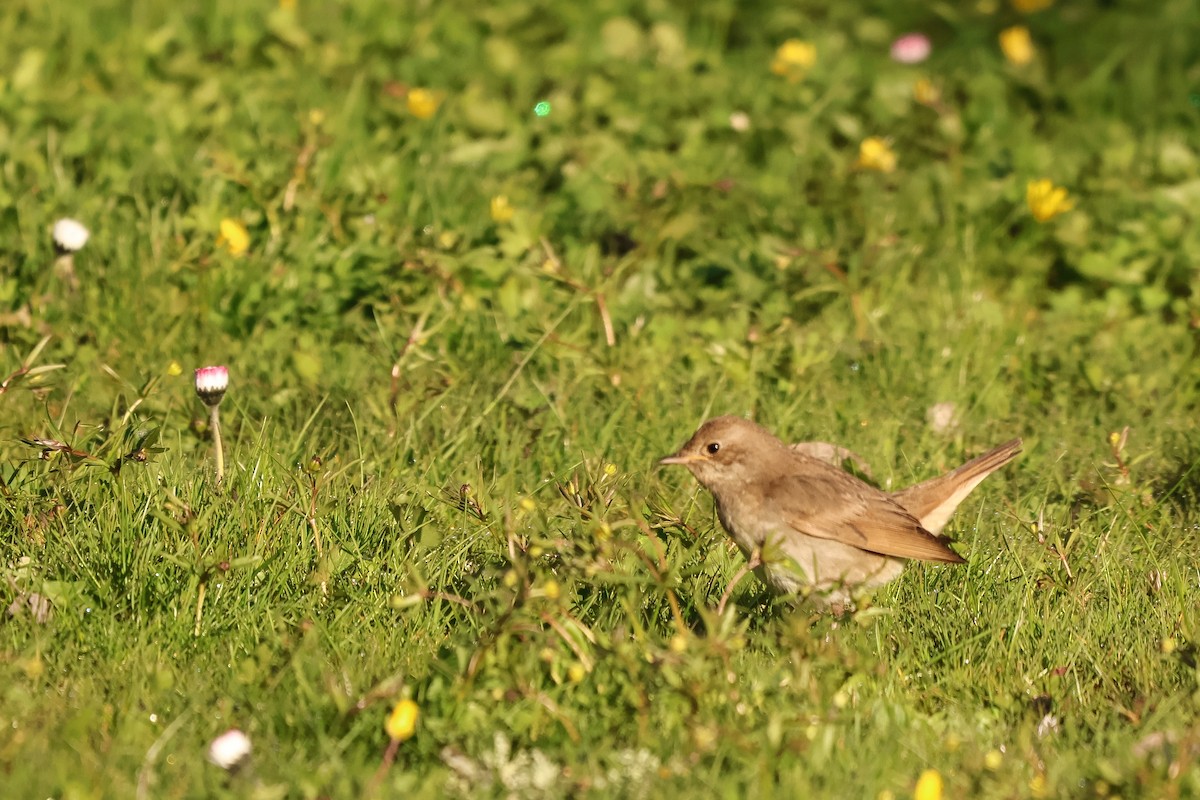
xmin=984 ymin=749 xmax=1004 ymax=770
xmin=279 ymin=0 xmax=296 ymax=9
xmin=1011 ymin=0 xmax=1053 ymax=11
xmin=999 ymin=26 xmax=1036 ymax=66
xmin=913 ymin=78 xmax=941 ymax=107
xmin=385 ymin=699 xmax=419 ymax=741
xmin=770 ymin=39 xmax=816 ymax=80
xmin=856 ymin=137 xmax=897 ymax=173
xmin=1026 ymin=178 xmax=1074 ymax=222
xmin=217 ymin=219 xmax=249 ymax=256
xmin=489 ymin=195 xmax=515 ymax=223
xmin=406 ymin=88 xmax=440 ymax=120
xmin=167 ymin=361 xmax=183 ymax=377
xmin=914 ymin=769 xmax=944 ymax=800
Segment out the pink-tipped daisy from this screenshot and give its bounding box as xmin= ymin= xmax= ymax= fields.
xmin=195 ymin=366 xmax=229 ymax=483
xmin=194 ymin=366 xmax=229 ymax=407
xmin=51 ymin=218 xmax=90 ymax=291
xmin=890 ymin=33 xmax=932 ymax=64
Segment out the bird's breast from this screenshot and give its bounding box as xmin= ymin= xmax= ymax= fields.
xmin=715 ymin=492 xmax=779 ymax=556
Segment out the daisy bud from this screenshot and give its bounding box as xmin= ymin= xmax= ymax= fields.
xmin=52 ymin=218 xmax=90 ymax=254
xmin=207 ymin=728 xmax=252 ymax=770
xmin=194 ymin=366 xmax=229 ymax=407
xmin=890 ymin=33 xmax=932 ymax=64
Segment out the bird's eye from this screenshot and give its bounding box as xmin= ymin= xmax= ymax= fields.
xmin=706 ymin=442 xmax=720 ymax=454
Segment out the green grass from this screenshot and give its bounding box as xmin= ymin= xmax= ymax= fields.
xmin=2 ymin=0 xmax=1200 ymax=797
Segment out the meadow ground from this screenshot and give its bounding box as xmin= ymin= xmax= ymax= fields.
xmin=2 ymin=0 xmax=1199 ymax=797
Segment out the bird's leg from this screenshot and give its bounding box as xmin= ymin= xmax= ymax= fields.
xmin=716 ymin=548 xmax=762 ymax=615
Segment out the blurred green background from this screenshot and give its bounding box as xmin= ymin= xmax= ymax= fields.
xmin=1 ymin=0 xmax=1198 ymax=797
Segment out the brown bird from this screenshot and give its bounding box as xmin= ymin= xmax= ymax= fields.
xmin=660 ymin=416 xmax=1021 ymax=609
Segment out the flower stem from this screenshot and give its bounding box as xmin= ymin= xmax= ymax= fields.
xmin=194 ymin=580 xmax=206 ymax=637
xmin=210 ymin=404 xmax=224 ymax=484
xmin=55 ymin=254 xmax=79 ymax=292
xmin=366 ymin=737 xmax=400 ymax=795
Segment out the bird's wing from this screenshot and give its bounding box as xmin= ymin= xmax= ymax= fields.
xmin=789 ymin=441 xmax=874 ymax=479
xmin=764 ymin=463 xmax=965 ymax=564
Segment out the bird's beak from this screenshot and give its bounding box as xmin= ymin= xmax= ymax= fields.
xmin=658 ymin=453 xmax=701 ymax=466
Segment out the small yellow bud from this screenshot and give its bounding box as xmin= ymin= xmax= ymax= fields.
xmin=217 ymin=219 xmax=249 ymax=256
xmin=406 ymin=88 xmax=440 ymax=119
xmin=914 ymin=769 xmax=943 ymax=800
xmin=1011 ymin=0 xmax=1053 ymax=12
xmin=770 ymin=39 xmax=816 ymax=79
xmin=913 ymin=78 xmax=941 ymax=107
xmin=999 ymin=26 xmax=1036 ymax=66
xmin=691 ymin=724 xmax=718 ymax=752
xmin=1026 ymin=179 xmax=1074 ymax=222
xmin=385 ymin=699 xmax=419 ymax=741
xmin=856 ymin=137 xmax=897 ymax=173
xmin=489 ymin=195 xmax=515 ymax=223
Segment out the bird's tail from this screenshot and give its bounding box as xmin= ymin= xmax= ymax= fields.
xmin=891 ymin=439 xmax=1022 ymax=535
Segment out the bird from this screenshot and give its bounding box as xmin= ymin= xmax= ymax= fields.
xmin=660 ymin=416 xmax=1022 ymax=610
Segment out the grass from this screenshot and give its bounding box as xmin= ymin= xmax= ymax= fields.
xmin=2 ymin=0 xmax=1199 ymax=797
